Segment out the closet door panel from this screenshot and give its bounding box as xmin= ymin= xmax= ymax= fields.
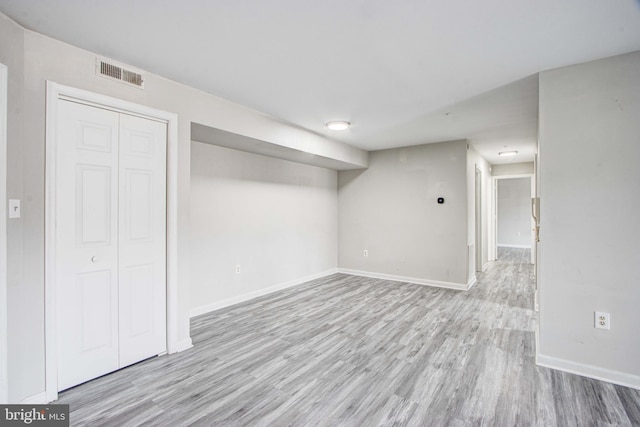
xmin=118 ymin=114 xmax=167 ymax=367
xmin=56 ymin=100 xmax=120 ymax=390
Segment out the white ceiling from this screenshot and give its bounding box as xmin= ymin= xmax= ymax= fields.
xmin=1 ymin=0 xmax=640 ymax=164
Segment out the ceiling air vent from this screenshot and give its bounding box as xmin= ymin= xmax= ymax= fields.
xmin=96 ymin=58 xmax=144 ymax=89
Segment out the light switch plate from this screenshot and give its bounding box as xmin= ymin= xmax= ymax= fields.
xmin=8 ymin=199 xmax=20 ymax=218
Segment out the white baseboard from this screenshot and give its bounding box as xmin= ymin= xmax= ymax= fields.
xmin=190 ymin=269 xmax=338 ymax=318
xmin=337 ymin=268 xmax=470 ymax=291
xmin=467 ymin=275 xmax=477 ymax=290
xmin=536 ymin=352 xmax=640 ymax=390
xmin=20 ymin=391 xmax=47 ymax=404
xmin=497 ymin=244 xmax=532 ymax=249
xmin=174 ymin=338 xmax=193 ymax=353
xmin=482 ymin=262 xmax=490 ymax=272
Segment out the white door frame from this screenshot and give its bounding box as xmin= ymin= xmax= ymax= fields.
xmin=492 ymin=173 xmax=535 ymax=264
xmin=475 ymin=166 xmax=482 ymax=272
xmin=0 ymin=63 xmax=9 ymax=403
xmin=45 ymin=82 xmax=179 ymax=402
xmin=489 ymin=178 xmax=497 ymax=262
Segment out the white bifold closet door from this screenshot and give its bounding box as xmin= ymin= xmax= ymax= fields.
xmin=56 ymin=100 xmax=167 ymax=391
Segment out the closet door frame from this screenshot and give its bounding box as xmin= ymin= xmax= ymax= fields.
xmin=44 ymin=82 xmax=179 ymax=403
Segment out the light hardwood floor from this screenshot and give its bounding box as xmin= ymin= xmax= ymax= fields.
xmin=58 ymin=248 xmax=640 ymax=426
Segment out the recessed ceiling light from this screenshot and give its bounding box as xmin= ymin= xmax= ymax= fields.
xmin=326 ymin=121 xmax=350 ymax=131
xmin=498 ymin=150 xmax=518 ymax=157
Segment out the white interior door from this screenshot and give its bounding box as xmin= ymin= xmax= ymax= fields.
xmin=118 ymin=114 xmax=167 ymax=367
xmin=56 ymin=101 xmax=120 ymax=390
xmin=56 ymin=100 xmax=167 ymax=390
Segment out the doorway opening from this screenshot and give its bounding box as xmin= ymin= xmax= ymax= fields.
xmin=494 ymin=176 xmax=535 ymax=264
xmin=0 ymin=63 xmax=8 ymax=404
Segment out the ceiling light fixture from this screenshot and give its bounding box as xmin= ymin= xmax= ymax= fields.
xmin=498 ymin=150 xmax=518 ymax=157
xmin=326 ymin=121 xmax=351 ymax=131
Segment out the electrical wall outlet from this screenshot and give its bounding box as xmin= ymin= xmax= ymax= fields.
xmin=363 ymin=249 xmax=368 ymax=257
xmin=594 ymin=311 xmax=610 ymax=330
xmin=235 ymin=265 xmax=241 ymax=274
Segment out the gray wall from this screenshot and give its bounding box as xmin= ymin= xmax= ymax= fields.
xmin=190 ymin=142 xmax=337 ymax=310
xmin=538 ymin=51 xmax=640 ymax=378
xmin=0 ymin=14 xmax=364 ymax=403
xmin=338 ymin=140 xmax=469 ymax=285
xmin=497 ymin=178 xmax=531 ymax=248
xmin=0 ymin=13 xmax=31 ymax=404
xmin=492 ymin=162 xmax=534 ymax=176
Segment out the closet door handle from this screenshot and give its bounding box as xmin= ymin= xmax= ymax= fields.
xmin=91 ymin=256 xmax=98 ymax=263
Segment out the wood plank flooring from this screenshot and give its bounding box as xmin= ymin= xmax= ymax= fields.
xmin=58 ymin=248 xmax=640 ymax=426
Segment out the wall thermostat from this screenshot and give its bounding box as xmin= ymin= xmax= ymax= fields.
xmin=437 ymin=197 xmax=445 ymax=204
